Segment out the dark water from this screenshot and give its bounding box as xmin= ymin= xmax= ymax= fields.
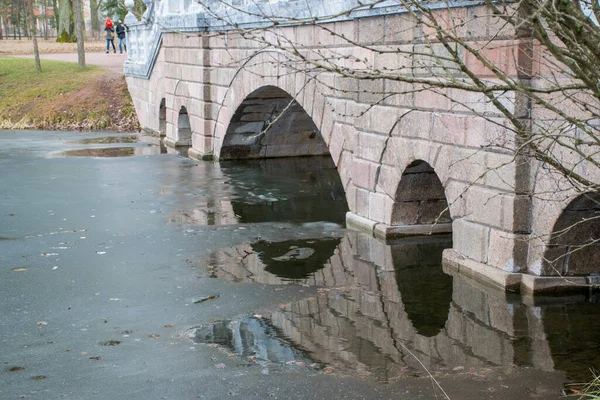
xmin=1 ymin=131 xmax=599 ymax=399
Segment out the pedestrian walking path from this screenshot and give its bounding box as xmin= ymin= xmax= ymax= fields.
xmin=15 ymin=52 xmax=126 ymax=75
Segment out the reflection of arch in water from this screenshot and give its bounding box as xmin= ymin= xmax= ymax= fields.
xmin=210 ymin=237 xmax=344 ymax=286
xmin=252 ymin=238 xmax=341 ymax=280
xmin=222 ymin=157 xmax=348 ymax=225
xmin=265 ymin=233 xmax=528 ymax=378
xmin=541 ymin=301 xmax=600 ymax=382
xmin=391 ymin=237 xmax=453 ymax=337
xmin=543 ymin=193 xmax=600 ymax=276
xmin=204 ymin=231 xmax=597 ymax=385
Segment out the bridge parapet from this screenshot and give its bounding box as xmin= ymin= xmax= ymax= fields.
xmin=123 ymin=0 xmax=163 ymax=78
xmin=124 ymin=0 xmax=484 ymax=79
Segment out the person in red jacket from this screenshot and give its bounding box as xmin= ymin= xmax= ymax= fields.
xmin=105 ymin=18 xmax=116 ymax=54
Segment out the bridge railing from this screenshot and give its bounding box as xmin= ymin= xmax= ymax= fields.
xmin=123 ymin=0 xmax=162 ymax=79
xmin=122 ymin=0 xmax=492 ymax=80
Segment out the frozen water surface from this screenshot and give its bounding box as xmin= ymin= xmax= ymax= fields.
xmin=1 ymin=130 xmax=599 ymax=400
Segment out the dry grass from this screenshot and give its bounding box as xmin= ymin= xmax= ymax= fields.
xmin=0 ymin=39 xmax=107 ymax=55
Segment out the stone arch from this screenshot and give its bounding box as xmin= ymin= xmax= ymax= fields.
xmin=390 ymin=160 xmax=452 ymax=232
xmin=219 ymin=85 xmax=328 ymax=160
xmin=159 ymin=98 xmax=167 ymax=136
xmin=211 ymin=51 xmax=338 ymax=164
xmin=147 ymin=55 xmax=167 ymax=136
xmin=177 ymin=106 xmax=192 ymax=146
xmin=542 ymin=192 xmax=600 ymax=276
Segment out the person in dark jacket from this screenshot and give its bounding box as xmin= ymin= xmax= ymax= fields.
xmin=116 ymin=20 xmax=127 ymax=54
xmin=105 ymin=18 xmax=116 ymax=54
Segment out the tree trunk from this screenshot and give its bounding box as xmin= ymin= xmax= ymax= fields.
xmin=22 ymin=2 xmax=29 ymax=39
xmin=73 ymin=0 xmax=85 ymax=68
xmin=89 ymin=0 xmax=101 ymax=35
xmin=0 ymin=16 xmax=4 ymax=40
xmin=16 ymin=6 xmax=20 ymax=39
xmin=58 ymin=0 xmax=73 ymax=40
xmin=52 ymin=0 xmax=59 ymax=36
xmin=27 ymin=0 xmax=42 ymax=72
xmin=42 ymin=2 xmax=48 ymax=39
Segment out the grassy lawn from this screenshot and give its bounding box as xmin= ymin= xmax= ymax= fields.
xmin=0 ymin=57 xmax=138 ymax=131
xmin=0 ymin=57 xmax=103 ymax=110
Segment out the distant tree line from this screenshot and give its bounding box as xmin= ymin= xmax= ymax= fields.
xmin=0 ymin=0 xmax=146 ymax=41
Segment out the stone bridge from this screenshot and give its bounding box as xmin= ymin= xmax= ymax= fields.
xmin=123 ymin=0 xmax=600 ymax=294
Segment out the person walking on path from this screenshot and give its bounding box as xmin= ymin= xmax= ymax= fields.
xmin=105 ymin=18 xmax=116 ymax=54
xmin=116 ymin=20 xmax=127 ymax=54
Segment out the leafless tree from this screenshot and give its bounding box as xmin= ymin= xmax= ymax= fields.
xmin=26 ymin=0 xmax=41 ymax=71
xmin=73 ymin=0 xmax=85 ymax=68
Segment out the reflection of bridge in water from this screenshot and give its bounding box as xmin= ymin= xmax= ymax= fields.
xmin=201 ymin=232 xmax=600 ymax=383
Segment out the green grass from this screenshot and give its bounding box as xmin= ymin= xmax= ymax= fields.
xmin=0 ymin=57 xmax=103 ymax=117
xmin=0 ymin=57 xmax=139 ymax=131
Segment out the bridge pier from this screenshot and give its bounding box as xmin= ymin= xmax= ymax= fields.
xmin=346 ymin=212 xmax=452 ymax=240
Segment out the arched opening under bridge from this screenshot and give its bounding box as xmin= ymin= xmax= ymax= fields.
xmin=220 ymin=86 xmax=328 ymax=160
xmin=391 ymin=160 xmax=452 ymax=231
xmin=543 ymin=193 xmax=600 ymax=276
xmin=159 ymin=98 xmax=166 ymax=136
xmin=177 ymin=106 xmax=192 ymax=146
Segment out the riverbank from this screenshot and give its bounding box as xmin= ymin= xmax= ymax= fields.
xmin=0 ymin=56 xmax=139 ymax=132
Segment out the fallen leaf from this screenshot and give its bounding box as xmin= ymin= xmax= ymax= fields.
xmin=164 ymin=324 xmax=175 ymax=328
xmin=99 ymin=340 xmax=121 ymax=346
xmin=215 ymin=363 xmax=226 ymax=369
xmin=31 ymin=375 xmax=46 ymax=380
xmin=36 ymin=321 xmax=47 ymax=326
xmin=12 ymin=267 xmax=27 ymax=272
xmin=9 ymin=366 xmax=25 ymax=372
xmin=148 ymin=334 xmax=160 ymax=339
xmin=194 ymin=295 xmax=219 ymax=304
xmin=89 ymin=356 xmax=101 ymax=361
